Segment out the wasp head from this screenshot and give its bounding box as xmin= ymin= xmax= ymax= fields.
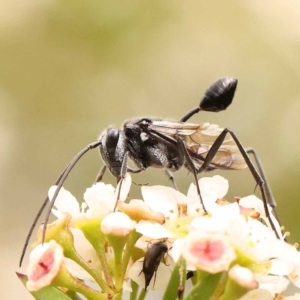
xmin=98 ymin=128 xmax=126 ymax=177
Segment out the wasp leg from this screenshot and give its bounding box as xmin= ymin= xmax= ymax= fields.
xmin=177 ymin=137 xmax=207 ymax=214
xmin=95 ymin=165 xmax=107 ymax=182
xmin=165 ymin=170 xmax=178 ymax=190
xmin=127 ymin=167 xmax=143 ymax=174
xmin=113 ymin=151 xmax=131 ymax=211
xmin=198 ymin=129 xmax=280 ymax=238
xmin=246 ymin=148 xmax=280 ymax=224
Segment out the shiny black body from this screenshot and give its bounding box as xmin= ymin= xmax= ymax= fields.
xmin=140 ymin=242 xmax=168 ymax=290
xmin=98 ymin=78 xmax=238 ymax=179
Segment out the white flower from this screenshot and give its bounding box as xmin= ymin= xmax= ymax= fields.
xmin=229 ymin=265 xmax=257 ymax=289
xmin=101 ymin=212 xmax=136 ymax=236
xmin=255 ymin=274 xmax=290 ymax=296
xmin=179 ymin=232 xmax=236 ymax=273
xmin=65 ymin=229 xmax=101 ymax=281
xmin=138 ymin=176 xmax=228 ymax=240
xmin=187 ymin=175 xmax=229 ymax=214
xmin=240 ymin=289 xmax=273 ymax=300
xmin=26 ymin=240 xmax=64 ymax=291
xmin=48 ymin=173 xmax=132 ymax=224
xmin=239 ymin=195 xmax=282 ymax=239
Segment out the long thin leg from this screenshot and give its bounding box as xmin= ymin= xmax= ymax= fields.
xmin=95 ymin=165 xmax=107 ymax=182
xmin=42 ymin=141 xmax=102 ymax=243
xmin=177 ymin=137 xmax=207 ymax=214
xmin=114 ymin=151 xmax=129 ymax=211
xmin=246 ymin=148 xmax=280 ymax=222
xmin=198 ymin=128 xmax=280 ymax=238
xmin=127 ymin=167 xmax=143 ymax=174
xmin=165 ymin=170 xmax=178 ymax=190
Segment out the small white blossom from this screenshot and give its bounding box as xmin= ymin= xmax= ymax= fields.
xmin=101 ymin=212 xmax=136 ymax=236
xmin=229 ymin=265 xmax=257 ymax=289
xmin=180 ymin=232 xmax=236 ymax=273
xmin=255 ymin=274 xmax=290 ymax=296
xmin=49 ymin=173 xmax=132 ymax=224
xmin=26 ymin=240 xmax=64 ymax=291
xmin=240 ymin=289 xmax=273 ymax=300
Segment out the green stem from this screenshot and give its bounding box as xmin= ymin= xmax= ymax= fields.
xmin=52 ymin=265 xmax=110 ymax=300
xmin=130 ymin=280 xmax=139 ymax=300
xmin=114 ymin=244 xmax=124 ymax=290
xmin=121 ymin=231 xmax=142 ymax=280
xmin=137 ymin=289 xmax=147 ymax=300
xmin=66 ymin=249 xmax=108 ymax=293
xmin=80 ymin=222 xmax=114 ymax=289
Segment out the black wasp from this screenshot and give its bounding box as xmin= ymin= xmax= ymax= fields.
xmin=20 ymin=77 xmax=280 ymax=266
xmin=139 ymin=242 xmax=169 ymax=290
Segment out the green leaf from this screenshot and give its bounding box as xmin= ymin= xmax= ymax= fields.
xmin=16 ymin=272 xmax=76 ymax=300
xmin=183 ymin=272 xmax=223 ymax=300
xmin=162 ymin=261 xmax=182 ymax=300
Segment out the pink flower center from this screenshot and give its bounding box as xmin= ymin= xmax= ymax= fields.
xmin=191 ymin=239 xmax=225 ymax=262
xmin=30 ymin=249 xmax=55 ymax=281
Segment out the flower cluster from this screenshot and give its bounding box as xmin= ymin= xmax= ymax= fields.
xmin=22 ymin=174 xmax=300 ymax=300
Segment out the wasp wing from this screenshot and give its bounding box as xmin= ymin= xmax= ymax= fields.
xmin=148 ymin=121 xmax=247 ymax=170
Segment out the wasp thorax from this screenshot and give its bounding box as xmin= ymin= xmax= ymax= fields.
xmin=124 ymin=126 xmax=141 ymax=139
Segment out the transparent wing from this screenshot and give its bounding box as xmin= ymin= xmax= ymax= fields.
xmin=148 ymin=121 xmax=247 ymax=170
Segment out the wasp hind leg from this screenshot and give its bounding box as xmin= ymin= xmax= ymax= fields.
xmin=176 ymin=137 xmax=207 ymax=214
xmin=197 ymin=128 xmax=280 ymax=238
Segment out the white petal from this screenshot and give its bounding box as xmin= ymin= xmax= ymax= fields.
xmin=84 ymin=183 xmax=115 ymax=219
xmin=269 ymin=258 xmax=294 ymax=275
xmin=70 ymin=228 xmax=101 ymax=270
xmin=48 ymin=186 xmax=80 ymax=217
xmin=285 ymin=294 xmax=300 ymax=300
xmin=188 ymin=217 xmax=226 ymax=234
xmin=142 ymin=186 xmax=178 ymax=219
xmin=65 ymin=258 xmax=95 ymax=281
xmin=256 ymin=274 xmax=289 ymax=296
xmin=187 ymin=175 xmax=228 ymax=202
xmin=136 ymin=220 xmax=172 ymax=239
xmin=239 ymin=289 xmax=273 ymax=300
xmin=84 ymin=182 xmax=115 ymax=203
xmin=114 ymin=173 xmax=132 ymax=201
xmin=170 ymin=238 xmax=185 ymax=263
xmin=289 ymin=263 xmax=300 ymax=287
xmin=101 ymin=212 xmax=136 ymax=236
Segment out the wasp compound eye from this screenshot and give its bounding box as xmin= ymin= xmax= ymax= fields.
xmin=106 ymin=128 xmax=120 ymax=154
xmin=200 ymin=77 xmax=238 ymax=112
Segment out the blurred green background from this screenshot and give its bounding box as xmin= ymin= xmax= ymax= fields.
xmin=1 ymin=1 xmax=300 ymax=299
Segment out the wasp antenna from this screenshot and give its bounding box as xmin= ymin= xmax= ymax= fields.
xmin=42 ymin=140 xmax=102 ymax=244
xmin=19 ymin=161 xmax=72 ymax=267
xmin=199 ymin=77 xmax=238 ymax=112
xmin=20 ymin=140 xmax=102 ymax=267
